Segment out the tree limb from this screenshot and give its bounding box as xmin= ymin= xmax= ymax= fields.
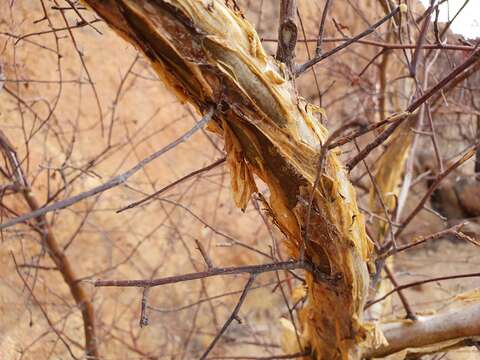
xmin=367 ymin=303 xmax=480 ymax=358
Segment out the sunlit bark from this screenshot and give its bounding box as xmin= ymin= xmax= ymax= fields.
xmin=80 ymin=1 xmax=479 ymax=358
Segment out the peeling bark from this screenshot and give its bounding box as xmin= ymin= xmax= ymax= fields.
xmin=79 ymin=1 xmax=480 ymax=359
xmin=80 ymin=1 xmax=372 ymax=358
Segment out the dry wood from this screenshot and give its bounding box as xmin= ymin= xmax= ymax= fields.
xmin=80 ymin=1 xmax=372 ymax=358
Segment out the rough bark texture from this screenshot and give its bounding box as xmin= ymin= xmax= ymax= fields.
xmin=80 ymin=1 xmax=372 ymax=358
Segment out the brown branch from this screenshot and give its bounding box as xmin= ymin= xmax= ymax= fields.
xmin=381 ymin=223 xmax=479 ymax=258
xmin=117 ymin=156 xmax=225 ymax=213
xmin=0 ymin=132 xmax=98 ymax=359
xmin=384 ymin=266 xmax=416 ymax=320
xmin=262 ymin=37 xmax=475 ymax=51
xmin=294 ymin=6 xmax=401 ymax=75
xmin=347 ymin=47 xmax=480 ymax=171
xmin=431 ymin=60 xmax=480 ymax=108
xmin=94 ymin=260 xmax=332 ymax=288
xmin=12 ymin=19 xmax=102 ymax=44
xmin=199 ymin=275 xmax=255 ymax=360
xmin=366 ymin=272 xmax=480 ymax=309
xmin=366 ymin=303 xmax=480 ymax=358
xmin=296 ymin=6 xmax=324 ymax=108
xmin=148 ymin=279 xmax=284 ymax=314
xmin=346 ymin=116 xmax=406 ymax=172
xmin=276 ymin=0 xmax=298 ymax=71
xmin=407 ymin=47 xmax=480 ymax=113
xmin=327 ymin=112 xmax=408 ymax=150
xmin=0 ymin=107 xmax=215 ymax=230
xmin=314 ymin=0 xmax=333 ymax=57
xmin=195 ymin=239 xmax=214 ymax=269
xmin=410 ymin=3 xmax=433 ymax=77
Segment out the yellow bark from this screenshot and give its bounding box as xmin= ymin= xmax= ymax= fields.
xmin=81 ymin=1 xmax=373 ymax=358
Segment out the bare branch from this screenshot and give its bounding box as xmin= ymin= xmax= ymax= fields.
xmin=295 ymin=6 xmax=401 ymax=75
xmin=347 ymin=47 xmax=480 ymax=171
xmin=276 ymin=0 xmax=298 ymax=71
xmin=0 ymin=107 xmax=215 ymax=230
xmin=117 ymin=156 xmax=225 ymax=213
xmin=195 ymin=239 xmax=214 ymax=269
xmin=94 ymin=260 xmax=333 ymax=288
xmin=384 ymin=266 xmax=416 ymax=320
xmin=366 ymin=272 xmax=480 ymax=309
xmin=314 ymin=0 xmax=333 ymax=57
xmin=0 ymin=130 xmax=98 ymax=359
xmin=367 ymin=303 xmax=480 ymax=358
xmin=199 ymin=275 xmax=255 ymax=360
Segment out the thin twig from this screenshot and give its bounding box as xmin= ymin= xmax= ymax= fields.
xmin=384 ymin=266 xmax=416 ymax=320
xmin=380 ymin=223 xmax=478 ymax=258
xmin=347 ymin=47 xmax=480 ymax=171
xmin=0 ymin=131 xmax=98 ymax=358
xmin=195 ymin=239 xmax=214 ymax=269
xmin=262 ymin=37 xmax=475 ymax=51
xmin=410 ymin=3 xmax=433 ymax=77
xmin=366 ymin=271 xmax=480 ymax=309
xmin=294 ymin=6 xmax=400 ymax=75
xmin=94 ymin=260 xmax=332 ymax=288
xmin=314 ymin=0 xmax=333 ymax=56
xmin=117 ymin=156 xmax=225 ymax=213
xmin=0 ymin=107 xmax=215 ymax=230
xmin=199 ymin=275 xmax=255 ymax=360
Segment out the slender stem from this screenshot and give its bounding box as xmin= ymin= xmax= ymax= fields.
xmin=117 ymin=156 xmax=226 ymax=213
xmin=262 ymin=37 xmax=475 ymax=51
xmin=294 ymin=6 xmax=400 ymax=75
xmin=0 ymin=107 xmax=215 ymax=230
xmin=347 ymin=47 xmax=480 ymax=171
xmin=0 ymin=131 xmax=98 ymax=359
xmin=94 ymin=260 xmax=330 ymax=288
xmin=199 ymin=275 xmax=256 ymax=360
xmin=314 ymin=0 xmax=333 ymax=56
xmin=366 ymin=272 xmax=480 ymax=309
xmin=384 ymin=266 xmax=416 ymax=320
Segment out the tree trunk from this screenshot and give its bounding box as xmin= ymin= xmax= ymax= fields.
xmin=80 ymin=1 xmax=372 ymax=358
xmin=79 ymin=1 xmax=480 ymax=359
